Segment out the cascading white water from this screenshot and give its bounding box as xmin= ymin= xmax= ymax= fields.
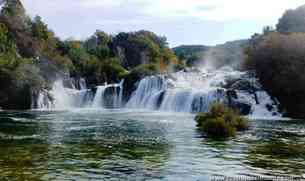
xmin=32 ymin=80 xmax=93 ymax=110
xmin=32 ymin=67 xmax=280 ymax=117
xmin=91 ymin=79 xmax=125 ymax=108
xmin=32 ymin=90 xmax=53 ymax=110
xmin=117 ymin=79 xmax=124 ymax=108
xmin=79 ymin=78 xmax=87 ymax=90
xmin=91 ymin=85 xmax=108 ymax=108
xmin=126 ymin=76 xmax=166 ymax=109
xmin=112 ymin=79 xmax=125 ymax=108
xmin=125 ymin=75 xmax=225 ymax=112
xmin=125 ymin=67 xmax=280 ymax=116
xmin=32 ymin=78 xmax=124 ymax=110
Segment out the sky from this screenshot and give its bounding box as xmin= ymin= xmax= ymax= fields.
xmin=22 ymin=0 xmax=305 ymax=47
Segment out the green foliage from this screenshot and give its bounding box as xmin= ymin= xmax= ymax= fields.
xmin=0 ymin=23 xmax=16 ymax=54
xmin=100 ymin=58 xmax=128 ymax=82
xmin=277 ymin=5 xmax=305 ymax=34
xmin=173 ymin=45 xmax=208 ymax=66
xmin=0 ymin=54 xmax=46 ymax=109
xmin=84 ymin=30 xmax=112 ymax=59
xmin=245 ymin=32 xmax=305 ymax=118
xmin=131 ymin=64 xmax=159 ymax=77
xmin=0 ymin=0 xmax=180 ymax=109
xmin=112 ymin=30 xmax=180 ymax=70
xmin=1 ymin=0 xmax=25 ymax=17
xmin=80 ymin=57 xmax=127 ymax=85
xmin=30 ymin=16 xmax=50 ymax=40
xmin=195 ymin=102 xmax=249 ymax=139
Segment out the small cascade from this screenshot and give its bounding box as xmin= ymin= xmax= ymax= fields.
xmin=92 ymin=80 xmax=125 ymax=109
xmin=91 ymin=85 xmax=108 ymax=108
xmin=32 ymin=90 xmax=53 ymax=110
xmin=126 ymin=76 xmax=166 ymax=109
xmin=117 ymin=79 xmax=124 ymax=108
xmin=32 ymin=77 xmax=124 ymax=110
xmin=51 ymin=80 xmax=75 ymax=109
xmin=79 ymin=78 xmax=87 ymax=90
xmin=113 ymin=79 xmax=125 ymax=108
xmin=32 ymin=79 xmax=93 ymax=110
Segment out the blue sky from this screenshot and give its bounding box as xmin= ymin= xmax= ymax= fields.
xmin=22 ymin=0 xmax=305 ymax=47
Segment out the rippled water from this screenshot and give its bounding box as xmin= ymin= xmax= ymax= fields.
xmin=0 ymin=110 xmax=304 ymax=180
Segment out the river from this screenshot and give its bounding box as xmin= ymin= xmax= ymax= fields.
xmin=0 ymin=109 xmax=304 ymax=180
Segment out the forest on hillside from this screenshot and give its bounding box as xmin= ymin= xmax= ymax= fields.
xmin=0 ymin=0 xmax=182 ymax=109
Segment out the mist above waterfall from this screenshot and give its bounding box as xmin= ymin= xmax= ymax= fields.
xmin=198 ymin=40 xmax=248 ymax=70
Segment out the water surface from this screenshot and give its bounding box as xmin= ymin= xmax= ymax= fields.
xmin=0 ymin=109 xmax=304 ymax=180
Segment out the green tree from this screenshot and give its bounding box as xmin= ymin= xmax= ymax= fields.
xmin=245 ymin=32 xmax=305 ymax=118
xmin=277 ymin=5 xmax=305 ymax=33
xmin=31 ymin=16 xmax=50 ymax=40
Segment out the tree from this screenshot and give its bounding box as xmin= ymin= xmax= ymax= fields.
xmin=277 ymin=5 xmax=305 ymax=33
xmin=31 ymin=16 xmax=50 ymax=40
xmin=245 ymin=32 xmax=305 ymax=118
xmin=84 ymin=30 xmax=111 ymax=59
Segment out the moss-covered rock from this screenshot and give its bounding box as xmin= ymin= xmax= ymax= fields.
xmin=195 ymin=102 xmax=249 ymax=139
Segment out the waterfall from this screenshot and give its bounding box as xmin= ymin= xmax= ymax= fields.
xmin=32 ymin=77 xmax=124 ymax=110
xmin=125 ymin=76 xmax=225 ymax=112
xmin=91 ymin=80 xmax=124 ymax=109
xmin=31 ymin=67 xmax=280 ymax=117
xmin=126 ymin=76 xmax=166 ymax=109
xmin=32 ymin=90 xmax=53 ymax=110
xmin=125 ymin=67 xmax=280 ymax=116
xmin=91 ymin=85 xmax=108 ymax=108
xmin=113 ymin=79 xmax=125 ymax=108
xmin=117 ymin=79 xmax=124 ymax=108
xmin=32 ymin=79 xmax=93 ymax=110
xmin=79 ymin=78 xmax=87 ymax=90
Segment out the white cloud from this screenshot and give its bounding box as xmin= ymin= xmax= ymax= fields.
xmin=20 ymin=0 xmax=305 ymax=46
xmin=72 ymin=0 xmax=305 ymax=22
xmin=134 ymin=0 xmax=305 ymax=22
xmin=22 ymin=0 xmax=305 ymax=23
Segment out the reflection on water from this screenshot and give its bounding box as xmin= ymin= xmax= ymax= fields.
xmin=0 ymin=110 xmax=304 ymax=180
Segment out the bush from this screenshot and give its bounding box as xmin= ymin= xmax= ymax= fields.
xmin=195 ymin=102 xmax=249 ymax=139
xmin=131 ymin=63 xmax=159 ymax=77
xmin=277 ymin=5 xmax=305 ymax=34
xmin=245 ymin=32 xmax=305 ymax=118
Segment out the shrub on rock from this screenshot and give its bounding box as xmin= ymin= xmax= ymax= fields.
xmin=195 ymin=102 xmax=249 ymax=139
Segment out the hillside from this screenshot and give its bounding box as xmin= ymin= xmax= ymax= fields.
xmin=0 ymin=0 xmax=181 ymax=109
xmin=173 ymin=40 xmax=249 ymax=69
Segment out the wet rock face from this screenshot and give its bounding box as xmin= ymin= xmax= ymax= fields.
xmin=223 ymin=72 xmax=280 ymax=116
xmin=0 ymin=85 xmax=32 ymax=110
xmin=122 ymin=73 xmax=140 ymax=103
xmin=226 ymin=90 xmax=251 ymax=115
